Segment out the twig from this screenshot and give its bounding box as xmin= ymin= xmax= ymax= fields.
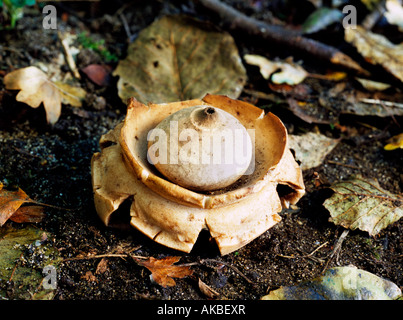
xmin=63 ymin=246 xmax=143 ymax=261
xmin=0 ymin=45 xmax=25 ymax=59
xmin=196 ymin=0 xmax=365 ymax=73
xmin=322 ymin=229 xmax=349 ymax=273
xmin=64 ymin=253 xmax=128 ymax=261
xmin=200 ymin=258 xmax=255 ymax=286
xmin=360 ymin=98 xmax=403 ymax=109
xmin=58 ymin=31 xmax=81 ymax=79
xmin=119 ymin=12 xmax=132 ymax=41
xmin=361 ymin=0 xmax=386 ymax=30
xmin=277 ymin=241 xmax=328 ymax=263
xmin=9 ymin=252 xmax=24 ymax=282
xmin=327 ymin=160 xmax=361 ymax=170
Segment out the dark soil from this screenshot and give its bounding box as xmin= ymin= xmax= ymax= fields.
xmin=0 ymin=0 xmax=401 ymax=301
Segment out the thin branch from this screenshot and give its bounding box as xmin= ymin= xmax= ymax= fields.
xmin=322 ymin=229 xmax=349 ymax=273
xmin=277 ymin=241 xmax=328 ymax=263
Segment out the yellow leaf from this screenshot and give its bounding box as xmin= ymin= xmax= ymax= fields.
xmin=53 ymin=81 xmax=86 ymax=107
xmin=384 ymin=133 xmax=403 ymax=150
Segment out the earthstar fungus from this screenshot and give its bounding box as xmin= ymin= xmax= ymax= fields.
xmin=91 ymin=95 xmax=305 ymax=255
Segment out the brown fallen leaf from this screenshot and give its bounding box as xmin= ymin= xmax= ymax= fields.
xmin=9 ymin=206 xmax=45 ymax=223
xmin=95 ymin=258 xmax=109 ymax=274
xmin=0 ymin=183 xmax=47 ymax=226
xmin=4 ymin=66 xmax=86 ymax=125
xmin=345 ymin=26 xmax=403 ymax=82
xmin=134 ymin=256 xmax=193 ymax=288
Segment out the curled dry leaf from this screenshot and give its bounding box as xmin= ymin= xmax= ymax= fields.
xmin=355 ymin=78 xmax=391 ymax=92
xmin=288 ymin=132 xmax=339 ymax=170
xmin=91 ymin=94 xmax=305 ymax=255
xmin=113 ymin=15 xmax=246 ymax=104
xmin=4 ymin=66 xmax=86 ymax=125
xmin=134 ymin=256 xmax=193 ymax=288
xmin=198 ymin=278 xmax=220 ymax=299
xmin=345 ymin=26 xmax=403 ymax=83
xmin=244 ymin=54 xmax=308 ymax=85
xmin=323 ymin=176 xmax=403 ymax=236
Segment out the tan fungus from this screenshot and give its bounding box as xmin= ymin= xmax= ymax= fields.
xmin=91 ymin=94 xmax=305 ymax=255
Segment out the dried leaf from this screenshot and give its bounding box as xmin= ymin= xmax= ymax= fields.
xmin=95 ymin=258 xmax=109 ymax=274
xmin=0 ymin=184 xmax=31 ymax=226
xmin=323 ymin=176 xmax=403 ymax=236
xmin=4 ymin=66 xmax=86 ymax=124
xmin=82 ymin=271 xmax=98 ymax=282
xmin=198 ymin=278 xmax=220 ymax=299
xmin=0 ymin=184 xmax=45 ymax=226
xmin=113 ymin=15 xmax=246 ymax=104
xmin=384 ymin=133 xmax=403 ymax=150
xmin=355 ymin=78 xmax=391 ymax=92
xmin=135 ymin=256 xmax=193 ymax=288
xmin=9 ymin=206 xmax=45 ymax=223
xmin=288 ymin=132 xmax=339 ymax=170
xmin=262 ymin=266 xmax=402 ymax=300
xmin=345 ymin=26 xmax=403 ymax=82
xmin=53 ymin=81 xmax=86 ymax=107
xmin=244 ymin=54 xmax=308 ymax=85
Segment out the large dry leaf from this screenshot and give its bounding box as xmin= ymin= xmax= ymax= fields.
xmin=0 ymin=183 xmax=45 ymax=226
xmin=4 ymin=66 xmax=86 ymax=124
xmin=345 ymin=26 xmax=403 ymax=82
xmin=323 ymin=176 xmax=403 ymax=236
xmin=262 ymin=266 xmax=402 ymax=300
xmin=288 ymin=132 xmax=339 ymax=170
xmin=134 ymin=256 xmax=193 ymax=288
xmin=113 ymin=15 xmax=247 ymax=104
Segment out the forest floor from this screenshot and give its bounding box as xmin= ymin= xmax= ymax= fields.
xmin=0 ymin=0 xmax=401 ymax=300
